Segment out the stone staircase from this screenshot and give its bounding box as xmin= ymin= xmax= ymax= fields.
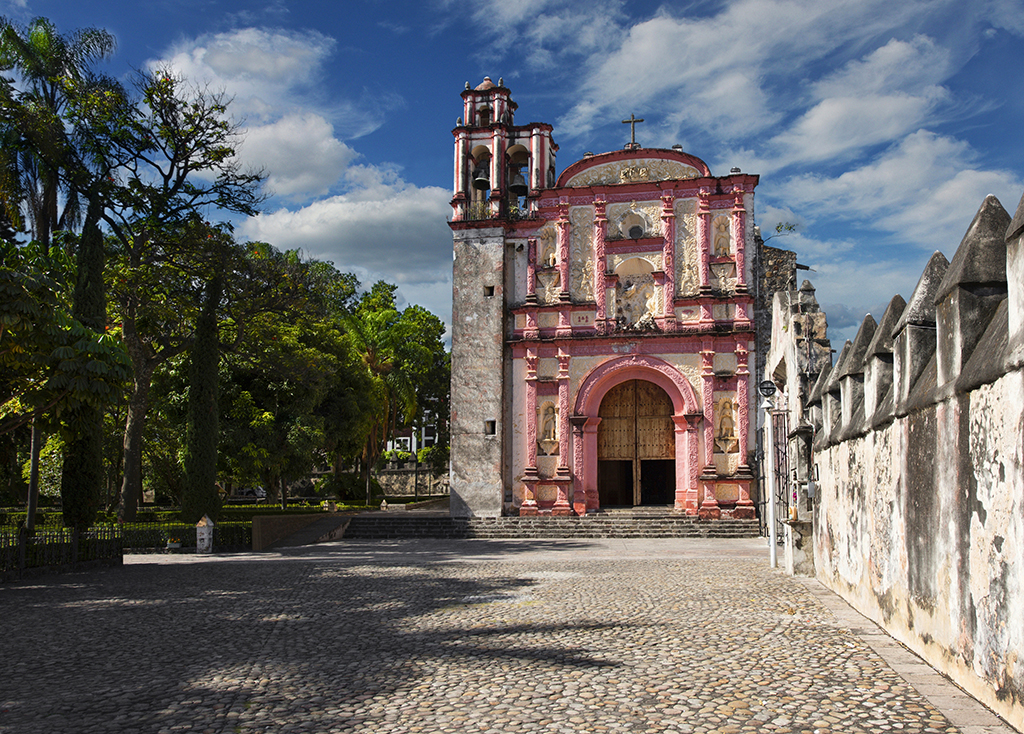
xmin=342 ymin=511 xmax=760 ymax=540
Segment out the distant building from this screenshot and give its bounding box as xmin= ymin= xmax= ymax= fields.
xmin=449 ymin=77 xmax=760 ymax=519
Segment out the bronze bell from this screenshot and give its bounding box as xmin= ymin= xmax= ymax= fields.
xmin=508 ymin=171 xmax=528 ymax=196
xmin=473 ymin=167 xmax=490 ymax=190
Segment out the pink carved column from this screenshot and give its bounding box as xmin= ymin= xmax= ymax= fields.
xmin=552 ymin=349 xmax=573 ymax=515
xmin=697 ymin=188 xmax=711 ymax=292
xmin=583 ymin=417 xmax=602 ymax=510
xmin=570 ymin=416 xmax=587 ymax=515
xmin=733 ymin=340 xmax=755 ymax=518
xmin=672 ymin=416 xmax=690 ymax=512
xmin=660 ymin=193 xmax=676 ymax=325
xmin=452 ymin=129 xmax=469 ymax=221
xmin=699 ymin=340 xmax=720 ymax=518
xmin=520 ymin=348 xmax=539 ymax=516
xmin=525 ymin=311 xmax=539 ymax=340
xmin=594 ymin=198 xmax=609 ymax=333
xmin=556 ymin=198 xmax=573 ymax=337
xmin=557 ymin=198 xmax=571 ymax=300
xmin=526 ymin=237 xmax=538 ymax=301
xmin=731 ymin=187 xmax=747 ymax=290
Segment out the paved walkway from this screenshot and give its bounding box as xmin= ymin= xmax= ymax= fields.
xmin=0 ymin=539 xmax=1017 ymax=734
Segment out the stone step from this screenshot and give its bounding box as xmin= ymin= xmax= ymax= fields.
xmin=342 ymin=515 xmax=760 ymax=540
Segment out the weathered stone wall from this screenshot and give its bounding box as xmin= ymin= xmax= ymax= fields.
xmin=450 ymin=227 xmax=506 ymax=517
xmin=376 ymin=465 xmax=450 ymax=497
xmin=808 ymin=192 xmax=1024 ymax=727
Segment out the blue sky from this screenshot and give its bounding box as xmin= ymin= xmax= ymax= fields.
xmin=11 ymin=0 xmax=1024 ymax=344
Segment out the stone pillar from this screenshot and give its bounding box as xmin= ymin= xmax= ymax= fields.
xmin=699 ymin=340 xmax=719 ymax=518
xmin=557 ymin=198 xmax=571 ymax=300
xmin=520 ymin=349 xmax=539 ymax=516
xmin=570 ymin=416 xmax=588 ymax=515
xmin=556 ymin=198 xmax=573 ymax=337
xmin=660 ymin=193 xmax=676 ymax=325
xmin=583 ymin=417 xmax=601 ymax=511
xmin=526 ymin=238 xmax=538 ymax=302
xmin=452 ymin=129 xmax=469 ymax=221
xmin=733 ymin=341 xmax=755 ymax=518
xmin=552 ymin=349 xmax=572 ymax=515
xmin=594 ymin=198 xmax=609 ymax=333
xmin=732 ymin=187 xmax=747 ymax=290
xmin=672 ymin=415 xmax=690 ymax=512
xmin=697 ymin=188 xmax=711 ymax=292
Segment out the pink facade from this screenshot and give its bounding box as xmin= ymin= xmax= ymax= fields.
xmin=449 ymin=79 xmax=757 ymax=518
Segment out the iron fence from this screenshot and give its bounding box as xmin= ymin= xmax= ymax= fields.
xmin=1 ymin=526 xmax=122 ymax=581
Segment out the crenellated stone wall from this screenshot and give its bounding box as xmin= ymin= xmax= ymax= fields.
xmin=783 ymin=192 xmax=1024 ymax=727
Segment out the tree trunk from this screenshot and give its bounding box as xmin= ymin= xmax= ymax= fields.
xmin=181 ymin=274 xmax=222 ymax=523
xmin=117 ymin=363 xmax=154 ymax=522
xmin=61 ymin=201 xmax=106 ymax=530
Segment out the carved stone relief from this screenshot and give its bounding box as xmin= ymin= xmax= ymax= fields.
xmin=614 ymin=259 xmax=659 ymax=330
xmin=536 ymin=270 xmax=561 ymax=304
xmin=569 ymin=206 xmax=594 ymax=301
xmin=674 ymin=199 xmax=698 ymax=297
xmin=710 ymin=262 xmax=737 ymax=294
xmin=607 ymin=201 xmax=662 ymax=240
xmin=565 ymin=159 xmax=701 ymax=188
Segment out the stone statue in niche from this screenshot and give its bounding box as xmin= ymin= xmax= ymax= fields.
xmin=538 ymin=403 xmax=559 ymax=456
xmin=538 ymin=227 xmax=557 ymax=268
xmin=713 ymin=216 xmax=732 ymax=257
xmin=715 ymin=398 xmax=739 ymax=454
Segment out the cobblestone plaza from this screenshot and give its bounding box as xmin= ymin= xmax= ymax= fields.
xmin=0 ymin=539 xmax=1015 ymax=734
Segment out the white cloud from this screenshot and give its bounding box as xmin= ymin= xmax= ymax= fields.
xmin=238 ymin=114 xmax=356 ymax=199
xmin=782 ymin=130 xmax=1023 ymax=247
xmin=149 ymin=27 xmax=399 ymax=201
xmin=555 ymin=0 xmax=940 ymax=142
xmin=151 ymin=28 xmax=336 ymax=120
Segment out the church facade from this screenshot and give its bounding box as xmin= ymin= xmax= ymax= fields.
xmin=449 ymin=78 xmax=758 ymax=519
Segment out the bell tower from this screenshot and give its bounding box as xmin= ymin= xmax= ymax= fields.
xmin=451 ymin=77 xmax=557 ymax=221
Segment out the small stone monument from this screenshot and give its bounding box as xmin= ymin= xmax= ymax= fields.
xmin=195 ymin=515 xmax=214 ymax=554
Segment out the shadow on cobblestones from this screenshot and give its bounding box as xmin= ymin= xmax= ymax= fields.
xmin=0 ymin=540 xmax=974 ymax=734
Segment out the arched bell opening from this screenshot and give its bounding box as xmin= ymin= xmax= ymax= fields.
xmin=506 ymin=144 xmax=530 ymax=210
xmin=469 ymin=145 xmax=492 ymax=213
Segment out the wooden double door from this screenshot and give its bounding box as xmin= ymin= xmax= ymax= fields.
xmin=597 ymin=380 xmax=675 ymax=507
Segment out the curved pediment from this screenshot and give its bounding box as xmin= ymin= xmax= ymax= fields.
xmin=559 ymin=149 xmax=711 ymax=188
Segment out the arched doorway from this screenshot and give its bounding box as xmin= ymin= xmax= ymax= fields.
xmin=597 ymin=380 xmax=675 ymax=506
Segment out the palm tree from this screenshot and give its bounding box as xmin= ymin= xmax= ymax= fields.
xmin=0 ymin=16 xmax=115 ymax=257
xmin=342 ymin=282 xmax=437 ymax=504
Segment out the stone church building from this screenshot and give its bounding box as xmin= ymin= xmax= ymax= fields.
xmin=449 ymin=77 xmax=758 ymax=519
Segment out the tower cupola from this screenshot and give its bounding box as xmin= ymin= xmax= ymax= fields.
xmin=451 ymin=77 xmax=556 ymax=222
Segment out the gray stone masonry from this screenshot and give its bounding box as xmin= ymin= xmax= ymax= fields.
xmin=450 ymin=227 xmax=506 ymax=517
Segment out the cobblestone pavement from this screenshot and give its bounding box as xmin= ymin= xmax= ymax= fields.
xmin=0 ymin=538 xmax=1016 ymax=734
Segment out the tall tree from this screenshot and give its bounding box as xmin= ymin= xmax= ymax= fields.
xmin=180 ymin=271 xmax=222 ymax=523
xmin=93 ymin=72 xmax=263 ymax=521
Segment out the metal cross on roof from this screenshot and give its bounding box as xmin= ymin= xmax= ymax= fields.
xmin=622 ymin=113 xmax=645 ymax=148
